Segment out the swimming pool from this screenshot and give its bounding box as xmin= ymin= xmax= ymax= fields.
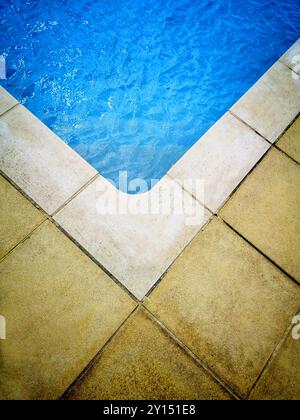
xmin=1 ymin=0 xmax=299 ymax=191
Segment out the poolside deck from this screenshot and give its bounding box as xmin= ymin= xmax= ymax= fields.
xmin=0 ymin=40 xmax=299 ymax=400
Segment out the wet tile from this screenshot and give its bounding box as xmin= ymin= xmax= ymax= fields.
xmin=276 ymin=117 xmax=300 ymax=163
xmin=55 ymin=175 xmax=211 ymax=300
xmin=0 ymin=87 xmax=18 ymax=116
xmin=0 ymin=175 xmax=45 ymax=259
xmin=168 ymin=113 xmax=269 ymax=212
xmin=220 ymin=148 xmax=300 ymax=282
xmin=250 ymin=317 xmax=300 ymax=400
xmin=0 ymin=105 xmax=97 ymax=214
xmin=145 ymin=218 xmax=300 ymax=398
xmin=67 ymin=309 xmax=232 ymax=400
xmin=0 ymin=221 xmax=135 ymax=400
xmin=231 ymin=61 xmax=300 ymax=142
xmin=280 ymin=38 xmax=300 ymax=75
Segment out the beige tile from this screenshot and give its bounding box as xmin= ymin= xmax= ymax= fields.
xmin=0 ymin=105 xmax=97 ymax=215
xmin=220 ymin=148 xmax=300 ymax=282
xmin=145 ymin=218 xmax=300 ymax=398
xmin=231 ymin=61 xmax=300 ymax=143
xmin=0 ymin=175 xmax=45 ymax=259
xmin=276 ymin=117 xmax=300 ymax=163
xmin=55 ymin=175 xmax=211 ymax=300
xmin=168 ymin=113 xmax=269 ymax=213
xmin=280 ymin=38 xmax=300 ymax=75
xmin=0 ymin=220 xmax=135 ymax=400
xmin=67 ymin=309 xmax=232 ymax=400
xmin=0 ymin=87 xmax=18 ymax=116
xmin=250 ymin=317 xmax=300 ymax=400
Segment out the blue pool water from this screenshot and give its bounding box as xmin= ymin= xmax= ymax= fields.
xmin=1 ymin=0 xmax=299 ymax=191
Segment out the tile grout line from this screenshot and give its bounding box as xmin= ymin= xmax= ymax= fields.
xmin=246 ymin=305 xmax=300 ymax=400
xmin=142 ymin=306 xmax=241 ymax=400
xmin=229 ymin=109 xmax=300 ymax=167
xmin=229 ymin=108 xmax=300 ymax=165
xmin=166 ymin=173 xmax=217 ymax=216
xmin=51 ymin=218 xmax=140 ymax=303
xmin=0 ymin=217 xmax=48 ymax=264
xmin=273 ymin=143 xmax=300 ymax=166
xmin=0 ymin=169 xmax=49 ymax=216
xmin=273 ymin=110 xmax=300 ymax=142
xmin=0 ymin=102 xmax=20 ymax=119
xmin=229 ymin=109 xmax=274 ymax=146
xmin=59 ymin=305 xmax=139 ymax=400
xmin=51 ymin=173 xmax=100 ymax=217
xmin=143 ymin=213 xmax=215 ymax=300
xmin=219 ymin=217 xmax=300 ymax=288
xmin=0 ymin=167 xmax=99 ymax=220
xmin=279 ymin=58 xmax=300 ymax=77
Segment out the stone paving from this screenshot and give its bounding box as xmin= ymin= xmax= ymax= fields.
xmin=0 ymin=41 xmax=299 ymax=400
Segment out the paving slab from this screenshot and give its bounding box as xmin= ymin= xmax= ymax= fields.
xmin=220 ymin=148 xmax=300 ymax=282
xmin=0 ymin=175 xmax=45 ymax=259
xmin=250 ymin=316 xmax=300 ymax=400
xmin=168 ymin=112 xmax=269 ymax=213
xmin=0 ymin=87 xmax=18 ymax=116
xmin=0 ymin=220 xmax=135 ymax=400
xmin=55 ymin=174 xmax=211 ymax=300
xmin=276 ymin=117 xmax=300 ymax=164
xmin=280 ymin=38 xmax=300 ymax=75
xmin=145 ymin=218 xmax=300 ymax=398
xmin=0 ymin=104 xmax=97 ymax=214
xmin=231 ymin=61 xmax=300 ymax=143
xmin=67 ymin=309 xmax=232 ymax=400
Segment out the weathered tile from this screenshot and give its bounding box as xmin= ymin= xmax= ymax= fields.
xmin=145 ymin=218 xmax=300 ymax=398
xmin=0 ymin=105 xmax=97 ymax=215
xmin=250 ymin=317 xmax=300 ymax=400
xmin=0 ymin=221 xmax=135 ymax=400
xmin=0 ymin=87 xmax=18 ymax=116
xmin=231 ymin=61 xmax=300 ymax=143
xmin=220 ymin=148 xmax=300 ymax=282
xmin=55 ymin=175 xmax=211 ymax=300
xmin=280 ymin=38 xmax=300 ymax=75
xmin=168 ymin=113 xmax=269 ymax=213
xmin=276 ymin=117 xmax=300 ymax=163
xmin=67 ymin=309 xmax=232 ymax=400
xmin=0 ymin=175 xmax=45 ymax=259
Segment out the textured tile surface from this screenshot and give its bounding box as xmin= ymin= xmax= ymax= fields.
xmin=145 ymin=218 xmax=300 ymax=397
xmin=280 ymin=38 xmax=300 ymax=75
xmin=0 ymin=105 xmax=97 ymax=214
xmin=250 ymin=319 xmax=300 ymax=400
xmin=231 ymin=61 xmax=300 ymax=142
xmin=168 ymin=113 xmax=269 ymax=212
xmin=67 ymin=309 xmax=232 ymax=400
xmin=221 ymin=148 xmax=300 ymax=282
xmin=276 ymin=117 xmax=300 ymax=163
xmin=0 ymin=221 xmax=135 ymax=400
xmin=0 ymin=175 xmax=45 ymax=259
xmin=55 ymin=175 xmax=211 ymax=299
xmin=0 ymin=87 xmax=18 ymax=116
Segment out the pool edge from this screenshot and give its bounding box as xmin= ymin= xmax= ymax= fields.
xmin=0 ymin=39 xmax=299 ymax=299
